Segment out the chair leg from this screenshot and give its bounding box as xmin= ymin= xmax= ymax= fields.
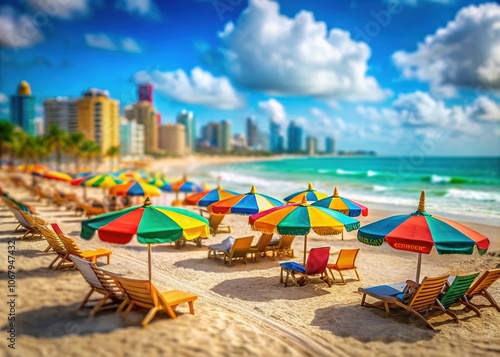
xmin=78 ymin=288 xmax=95 ymax=310
xmin=188 ymin=301 xmax=195 ymax=315
xmin=48 ymin=255 xmax=60 ymax=269
xmin=354 ymin=268 xmax=360 ymax=281
xmin=338 ymin=270 xmax=346 ymax=284
xmin=43 ymin=244 xmax=52 ymax=253
xmin=460 ymin=297 xmax=481 ymax=317
xmin=89 ymin=295 xmax=110 ymax=317
xmin=280 ymin=267 xmax=284 ymax=283
xmin=482 ymin=290 xmax=500 ymax=312
xmin=106 ymin=254 xmax=110 ymax=265
xmin=123 ymin=302 xmax=134 ymax=317
xmin=116 ymin=299 xmax=128 ymax=314
xmin=328 ymin=268 xmax=336 ymax=282
xmin=141 ymin=307 xmax=159 ymax=328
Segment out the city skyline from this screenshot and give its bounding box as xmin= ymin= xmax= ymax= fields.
xmin=1 ymin=0 xmax=499 ymax=155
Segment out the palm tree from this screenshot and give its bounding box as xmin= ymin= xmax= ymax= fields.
xmin=0 ymin=120 xmax=15 ymax=163
xmin=46 ymin=123 xmax=68 ymax=171
xmin=105 ymin=145 xmax=120 ymax=171
xmin=8 ymin=127 xmax=28 ymax=167
xmin=65 ymin=132 xmax=85 ymax=174
xmin=80 ymin=140 xmax=101 ymax=172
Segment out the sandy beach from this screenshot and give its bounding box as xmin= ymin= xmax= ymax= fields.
xmin=1 ymin=158 xmax=499 ymax=357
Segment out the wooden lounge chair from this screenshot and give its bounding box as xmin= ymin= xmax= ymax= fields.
xmin=359 ymin=274 xmax=450 ymax=330
xmin=248 ymin=233 xmax=274 ymax=261
xmin=435 ymin=272 xmax=481 ymax=322
xmin=51 ymin=223 xmax=112 ymax=264
xmin=71 ymin=255 xmax=125 ymax=316
xmin=280 ymin=246 xmax=331 ymax=287
xmin=465 ymin=268 xmax=500 ymax=312
xmin=327 ymin=248 xmax=360 ymax=284
xmin=269 ymin=235 xmax=295 ymax=259
xmin=33 ymin=185 xmax=51 ymax=202
xmin=18 ymin=210 xmax=47 ymax=240
xmin=223 ymin=236 xmax=254 ymax=266
xmin=109 ymin=273 xmax=197 ymax=328
xmin=36 ymin=224 xmax=74 ymax=270
xmin=209 ymin=213 xmax=231 ymax=236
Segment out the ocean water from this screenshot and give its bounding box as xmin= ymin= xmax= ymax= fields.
xmin=192 ymin=156 xmax=500 ymax=225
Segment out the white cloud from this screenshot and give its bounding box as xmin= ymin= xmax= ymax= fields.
xmin=116 ymin=0 xmax=160 ymax=18
xmin=393 ymin=3 xmax=500 ymax=96
xmin=0 ymin=6 xmax=44 ymax=48
xmin=25 ymin=0 xmax=93 ymax=19
xmin=468 ymin=96 xmax=500 ymax=122
xmin=386 ymin=0 xmax=454 ymax=6
xmin=84 ymin=33 xmax=142 ymax=53
xmin=134 ymin=67 xmax=245 ymax=110
xmin=258 ymin=99 xmax=286 ymax=124
xmin=0 ymin=92 xmax=7 ymax=104
xmin=219 ymin=0 xmax=388 ymax=101
xmin=310 ymin=108 xmax=332 ymax=127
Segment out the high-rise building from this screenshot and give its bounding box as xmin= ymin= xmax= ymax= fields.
xmin=306 ymin=136 xmax=317 ymax=155
xmin=120 ymin=118 xmax=145 ymax=157
xmin=10 ymin=81 xmax=35 ymax=135
xmin=325 ymin=136 xmax=335 ymax=154
xmin=220 ymin=120 xmax=232 ymax=153
xmin=77 ymin=88 xmax=120 ymax=155
xmin=177 ymin=110 xmax=195 ymax=153
xmin=34 ymin=117 xmax=44 ymax=136
xmin=43 ymin=97 xmax=78 ymax=134
xmin=201 ymin=122 xmax=220 ymax=148
xmin=159 ymin=123 xmax=186 ymax=156
xmin=287 ymin=120 xmax=303 ymax=153
xmin=138 ymin=83 xmax=153 ymax=103
xmin=125 ymin=101 xmax=158 ymax=153
xmin=269 ymin=119 xmax=281 ymax=153
xmin=246 ymin=117 xmax=258 ymax=148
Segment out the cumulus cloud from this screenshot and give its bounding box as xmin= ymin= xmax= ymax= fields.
xmin=219 ymin=0 xmax=388 ymax=101
xmin=0 ymin=92 xmax=8 ymax=104
xmin=393 ymin=3 xmax=500 ymax=96
xmin=468 ymin=96 xmax=500 ymax=122
xmin=84 ymin=33 xmax=142 ymax=53
xmin=385 ymin=0 xmax=454 ymax=6
xmin=258 ymin=99 xmax=286 ymax=124
xmin=24 ymin=0 xmax=94 ymax=19
xmin=0 ymin=6 xmax=44 ymax=48
xmin=116 ymin=0 xmax=160 ymax=19
xmin=134 ymin=67 xmax=245 ymax=110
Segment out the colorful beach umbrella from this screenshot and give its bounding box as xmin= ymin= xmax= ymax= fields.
xmin=184 ymin=185 xmax=239 ymax=207
xmin=357 ymin=191 xmax=490 ymax=282
xmin=81 ymin=197 xmax=209 ymax=280
xmin=163 ymin=175 xmax=203 ymax=194
xmin=209 ymin=185 xmax=282 ymax=215
xmin=284 ymin=182 xmax=328 ymax=203
xmin=312 ymin=187 xmax=368 ymax=217
xmin=118 ymin=170 xmax=149 ymax=182
xmin=250 ymin=196 xmax=360 ymax=265
xmin=109 ymin=181 xmax=161 ymax=197
xmin=147 ymin=177 xmax=169 ymax=188
xmin=80 ymin=174 xmax=125 ymax=189
xmin=42 ymin=170 xmax=73 ymax=182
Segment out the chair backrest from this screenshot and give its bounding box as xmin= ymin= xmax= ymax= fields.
xmin=110 ymin=274 xmax=158 ymax=309
xmin=92 ymin=267 xmax=124 ymax=300
xmin=13 ymin=210 xmax=31 ymax=229
xmin=466 ymin=269 xmax=500 ymax=297
xmin=37 ymin=224 xmax=68 ymax=255
xmin=57 ymin=234 xmax=85 ymax=258
xmin=209 ymin=214 xmax=225 ymax=229
xmin=440 ymin=272 xmax=480 ymax=308
xmin=407 ymin=275 xmax=449 ymax=312
xmin=306 ymin=246 xmax=331 ymax=275
xmin=71 ymin=254 xmax=105 ymax=290
xmin=278 ymin=235 xmax=295 ymax=249
xmin=255 ymin=233 xmax=274 ymax=252
xmin=335 ymin=249 xmax=360 ymax=269
xmin=229 ymin=236 xmax=254 ymax=258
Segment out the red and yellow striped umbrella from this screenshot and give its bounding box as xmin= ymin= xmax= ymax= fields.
xmin=109 ymin=181 xmax=161 ymax=197
xmin=43 ymin=171 xmax=73 ymax=182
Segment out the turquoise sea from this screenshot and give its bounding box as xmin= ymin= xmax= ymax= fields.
xmin=193 ymin=156 xmax=500 ymax=225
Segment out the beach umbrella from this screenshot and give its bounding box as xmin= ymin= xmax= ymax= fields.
xmin=209 ymin=185 xmax=282 ymax=215
xmin=249 ymin=196 xmax=360 ymax=265
xmin=163 ymin=175 xmax=203 ymax=194
xmin=42 ymin=170 xmax=73 ymax=182
xmin=284 ymin=182 xmax=329 ymax=203
xmin=118 ymin=170 xmax=149 ymax=182
xmin=312 ymin=187 xmax=368 ymax=217
xmin=109 ymin=181 xmax=161 ymax=197
xmin=147 ymin=177 xmax=169 ymax=188
xmin=80 ymin=174 xmax=125 ymax=189
xmin=19 ymin=164 xmax=48 ymax=174
xmin=357 ymin=191 xmax=490 ymax=282
xmin=184 ymin=184 xmax=239 ymax=207
xmin=81 ymin=197 xmax=209 ymax=281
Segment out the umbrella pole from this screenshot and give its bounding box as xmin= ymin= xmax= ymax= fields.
xmin=148 ymin=244 xmax=152 ymax=281
xmin=416 ymin=253 xmax=422 ymax=283
xmin=341 ymin=229 xmax=344 ymax=241
xmin=303 ymin=234 xmax=307 ymax=266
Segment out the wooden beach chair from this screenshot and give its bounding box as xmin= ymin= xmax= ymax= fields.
xmin=436 ymin=272 xmax=481 ymax=322
xmin=465 ymin=269 xmax=500 ymax=312
xmin=209 ymin=213 xmax=231 ymax=235
xmin=36 ymin=224 xmax=74 ymax=270
xmin=359 ymin=274 xmax=450 ymax=330
xmin=51 ymin=223 xmax=112 ymax=264
xmin=248 ymin=233 xmax=274 ymax=261
xmin=71 ymin=255 xmax=125 ymax=316
xmin=280 ymin=246 xmax=331 ymax=287
xmin=269 ymin=235 xmax=295 ymax=259
xmin=33 ymin=185 xmax=51 ymax=202
xmin=327 ymin=248 xmax=361 ymax=284
xmin=110 ymin=274 xmax=197 ymax=328
xmin=18 ymin=210 xmax=47 ymax=240
xmin=222 ymin=236 xmax=254 ymax=266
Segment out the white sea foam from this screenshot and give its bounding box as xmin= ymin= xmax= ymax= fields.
xmin=372 ymin=185 xmax=391 ymax=192
xmin=336 ymin=169 xmax=361 ymax=175
xmin=444 ymin=188 xmax=500 ymax=202
xmin=367 ymin=170 xmax=378 ymax=177
xmin=430 ymin=174 xmax=452 ymax=184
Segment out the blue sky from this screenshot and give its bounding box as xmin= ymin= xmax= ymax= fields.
xmin=1 ymin=0 xmax=499 ymax=155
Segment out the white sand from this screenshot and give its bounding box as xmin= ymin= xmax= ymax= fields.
xmin=1 ymin=166 xmax=499 ymax=357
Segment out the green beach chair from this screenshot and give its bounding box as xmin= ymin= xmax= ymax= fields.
xmin=436 ymin=272 xmax=481 ymax=322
